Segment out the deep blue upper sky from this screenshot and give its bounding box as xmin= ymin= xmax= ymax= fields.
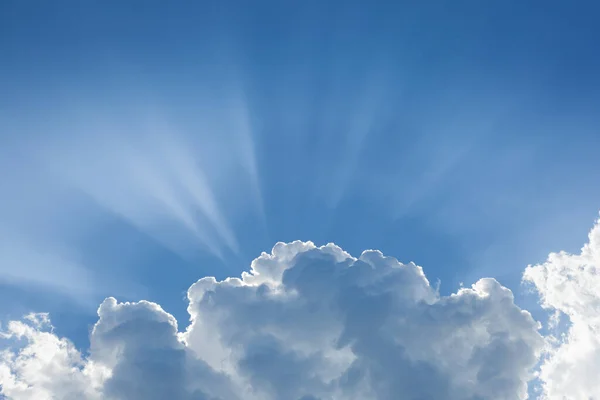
xmin=1 ymin=0 xmax=599 ymax=348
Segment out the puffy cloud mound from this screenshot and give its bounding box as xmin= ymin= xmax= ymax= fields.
xmin=1 ymin=241 xmax=544 ymax=399
xmin=524 ymin=218 xmax=600 ymax=399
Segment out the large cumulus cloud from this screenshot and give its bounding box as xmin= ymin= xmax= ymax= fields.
xmin=1 ymin=241 xmax=546 ymax=399
xmin=524 ymin=217 xmax=600 ymax=399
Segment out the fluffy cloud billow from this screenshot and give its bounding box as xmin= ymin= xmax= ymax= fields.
xmin=524 ymin=217 xmax=600 ymax=399
xmin=2 ymin=220 xmax=599 ymax=400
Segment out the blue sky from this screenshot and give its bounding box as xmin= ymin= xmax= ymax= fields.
xmin=1 ymin=2 xmax=600 ymax=398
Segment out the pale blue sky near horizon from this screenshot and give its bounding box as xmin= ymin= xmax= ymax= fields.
xmin=1 ymin=0 xmax=600 ymax=350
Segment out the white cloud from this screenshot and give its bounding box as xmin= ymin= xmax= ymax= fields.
xmin=0 ymin=314 xmax=102 ymax=400
xmin=523 ymin=217 xmax=600 ymax=399
xmin=1 ymin=241 xmax=544 ymax=399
